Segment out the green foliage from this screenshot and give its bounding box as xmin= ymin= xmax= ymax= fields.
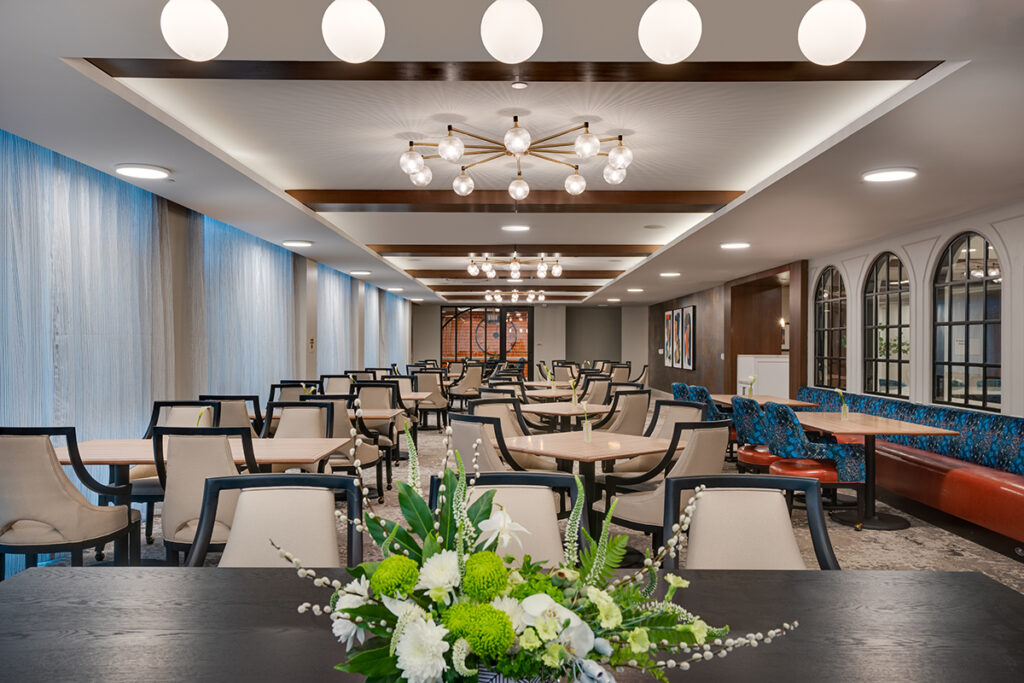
xmin=369 ymin=555 xmax=419 ymax=597
xmin=509 ymin=572 xmax=565 ymax=605
xmin=366 ymin=514 xmax=423 ymax=564
xmin=397 ymin=482 xmax=434 ymax=541
xmin=581 ymin=535 xmax=628 ymax=587
xmin=462 ymin=551 xmax=508 ymax=601
xmin=562 ymin=475 xmax=585 ymax=566
xmin=335 ymin=640 xmax=400 ymax=678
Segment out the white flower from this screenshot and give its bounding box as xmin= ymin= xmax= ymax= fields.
xmin=416 ymin=550 xmax=461 ymax=605
xmin=394 ymin=617 xmax=450 ymax=683
xmin=519 ymin=593 xmax=594 ymax=656
xmin=478 ymin=505 xmax=530 ymax=550
xmin=491 ymin=596 xmax=527 ymax=633
xmin=332 ymin=576 xmax=371 ymax=649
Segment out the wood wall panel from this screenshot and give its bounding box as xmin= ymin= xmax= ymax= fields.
xmin=648 ymin=286 xmax=726 ymax=394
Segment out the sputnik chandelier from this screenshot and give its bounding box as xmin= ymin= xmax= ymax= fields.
xmin=485 ymin=289 xmax=545 ymax=303
xmin=399 ymin=118 xmax=633 ymax=199
xmin=467 ymin=251 xmax=563 ymax=281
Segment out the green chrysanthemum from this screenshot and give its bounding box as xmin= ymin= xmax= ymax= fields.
xmin=509 ymin=573 xmax=565 ymax=605
xmin=370 ymin=554 xmax=419 ymax=597
xmin=462 ymin=552 xmax=508 ymax=601
xmin=443 ymin=603 xmax=515 ymax=659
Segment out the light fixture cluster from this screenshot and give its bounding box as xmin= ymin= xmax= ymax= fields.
xmin=400 ymin=119 xmax=633 ymax=199
xmin=468 ymin=252 xmax=563 ymax=281
xmin=484 ymin=289 xmax=545 ymax=303
xmin=159 ymin=0 xmax=868 ymax=67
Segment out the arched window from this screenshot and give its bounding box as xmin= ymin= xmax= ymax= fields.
xmin=814 ymin=266 xmax=846 ymax=389
xmin=864 ymin=252 xmax=910 ymax=398
xmin=934 ymin=232 xmax=1002 ymax=411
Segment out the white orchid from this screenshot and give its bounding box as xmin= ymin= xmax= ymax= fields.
xmin=520 ymin=594 xmax=595 ymax=657
xmin=415 ymin=550 xmax=461 ymax=605
xmin=394 ymin=617 xmax=450 ymax=683
xmin=478 ymin=505 xmax=530 ymax=550
xmin=331 ymin=576 xmax=371 ymax=649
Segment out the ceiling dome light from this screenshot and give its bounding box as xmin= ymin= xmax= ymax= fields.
xmin=282 ymin=240 xmax=314 ymax=248
xmin=503 ymin=117 xmax=532 ymax=155
xmin=502 ymin=225 xmax=530 ymax=232
xmin=468 ymin=261 xmax=481 ymax=276
xmin=721 ymin=242 xmax=751 ymax=250
xmin=608 ymin=140 xmax=634 ymax=169
xmin=862 ymin=167 xmax=918 ymax=183
xmin=452 ymin=169 xmax=475 ymax=196
xmin=603 ymin=163 xmax=627 ymax=185
xmin=399 ymin=146 xmax=424 ymax=174
xmin=551 ymin=261 xmax=563 ymax=277
xmin=409 ymin=166 xmax=433 ymax=187
xmin=480 ymin=0 xmax=543 ymax=64
xmin=321 ymin=0 xmax=386 ymax=64
xmin=115 ymin=164 xmax=172 ymax=180
xmin=574 ymin=124 xmax=601 ymax=159
xmin=638 ymin=0 xmax=702 ymax=65
xmin=564 ymin=168 xmax=587 ymax=196
xmin=160 ymin=0 xmax=229 ymax=62
xmin=438 ymin=127 xmax=465 ymax=162
xmin=508 ymin=176 xmax=530 ymax=201
xmin=798 ymin=0 xmax=866 ymax=66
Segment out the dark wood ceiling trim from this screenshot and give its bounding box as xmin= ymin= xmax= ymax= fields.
xmin=430 ymin=284 xmax=599 ymax=292
xmin=369 ymin=244 xmax=660 ymax=257
xmin=287 ymin=189 xmax=741 ymax=214
xmin=87 ymin=58 xmax=941 ymax=83
xmin=408 ymin=269 xmax=622 ymax=279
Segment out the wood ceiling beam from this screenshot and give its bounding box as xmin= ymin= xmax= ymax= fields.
xmin=368 ymin=244 xmax=660 ymax=257
xmin=286 ymin=190 xmax=741 ymax=214
xmin=407 ymin=269 xmax=622 ymax=279
xmin=429 ymin=285 xmax=599 ymax=292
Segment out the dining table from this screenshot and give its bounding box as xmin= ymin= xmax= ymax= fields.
xmin=518 ymin=401 xmax=614 ymax=432
xmin=710 ymin=394 xmax=819 ymax=409
xmin=524 ymin=388 xmax=576 ymax=401
xmin=2 ymin=567 xmax=1021 ymax=681
xmin=795 ymin=412 xmax=958 ymax=531
xmin=523 ymin=379 xmax=573 ymax=389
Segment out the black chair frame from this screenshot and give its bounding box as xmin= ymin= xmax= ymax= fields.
xmin=198 ymin=394 xmax=264 ymax=435
xmin=629 ymin=364 xmax=649 ymax=384
xmin=261 ymin=401 xmax=335 ymax=447
xmin=301 ymin=393 xmax=388 ymax=499
xmin=591 ymin=388 xmax=651 ymax=432
xmin=413 ymin=369 xmax=450 ymax=430
xmin=447 ymin=413 xmax=529 ymax=471
xmin=642 ymin=400 xmax=708 ymax=437
xmin=469 ymin=397 xmax=544 ymax=436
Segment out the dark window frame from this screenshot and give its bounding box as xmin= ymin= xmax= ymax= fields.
xmin=813 ymin=266 xmax=847 ymax=390
xmin=863 ymin=252 xmax=910 ymax=399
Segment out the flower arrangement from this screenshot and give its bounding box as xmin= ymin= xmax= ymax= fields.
xmin=283 ymin=430 xmax=796 ymax=682
xmin=836 ymin=389 xmax=849 ymax=420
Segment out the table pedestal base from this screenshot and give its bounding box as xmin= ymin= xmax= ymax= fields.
xmin=831 ymin=509 xmax=911 ymax=531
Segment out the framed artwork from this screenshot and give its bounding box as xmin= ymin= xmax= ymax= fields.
xmin=663 ymin=311 xmax=672 ymax=367
xmin=672 ymin=309 xmax=682 ymax=368
xmin=682 ymin=305 xmax=695 ymax=370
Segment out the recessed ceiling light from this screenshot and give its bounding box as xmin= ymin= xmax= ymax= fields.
xmin=502 ymin=225 xmax=530 ymax=232
xmin=627 ymin=288 xmax=644 ymax=293
xmin=643 ymin=224 xmax=665 ymax=230
xmin=607 ymin=298 xmax=621 ymax=302
xmin=862 ymin=167 xmax=918 ymax=183
xmin=387 ymin=287 xmax=403 ymax=292
xmin=350 ymin=270 xmax=371 ymax=276
xmin=410 ymin=298 xmax=424 ymax=302
xmin=115 ymin=164 xmax=171 ymax=180
xmin=282 ymin=240 xmax=314 ymax=248
xmin=721 ymin=242 xmax=751 ymax=250
xmin=660 ymin=272 xmax=681 ymax=278
xmin=507 ymin=278 xmax=523 ymax=283
xmin=511 ymin=81 xmax=529 ymax=89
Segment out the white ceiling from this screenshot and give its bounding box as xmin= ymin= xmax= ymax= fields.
xmin=1 ymin=0 xmax=1023 ymax=306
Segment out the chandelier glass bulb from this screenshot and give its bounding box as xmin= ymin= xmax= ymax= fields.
xmin=485 ymin=292 xmax=493 ymax=302
xmin=482 ymin=260 xmax=494 ymax=273
xmin=564 ymin=170 xmax=587 ymax=196
xmin=608 ymin=144 xmax=634 ymax=170
xmin=468 ymin=262 xmax=480 ymax=276
xmin=504 ymin=124 xmax=532 ymax=155
xmin=574 ymin=131 xmax=601 ymax=159
xmin=487 ymin=269 xmax=498 ymax=279
xmin=511 ymin=291 xmax=520 ymax=303
xmin=438 ymin=134 xmax=465 ymax=163
xmin=537 ymin=292 xmax=545 ymax=302
xmin=508 ymin=177 xmax=530 ymax=201
xmin=527 ymin=291 xmax=536 ymax=302
xmin=480 ymin=0 xmax=544 ymax=64
xmin=551 ymin=261 xmax=563 ymax=277
xmin=452 ymin=170 xmax=475 ymax=196
xmin=638 ymin=0 xmax=703 ymax=65
xmin=603 ymin=163 xmax=627 ymax=185
xmin=494 ymin=292 xmax=503 ymax=302
xmin=321 ymin=0 xmax=386 ymax=64
xmin=160 ymin=0 xmax=229 ymax=62
xmin=399 ymin=149 xmax=424 ymax=174
xmin=409 ymin=165 xmax=433 ymax=187
xmin=798 ymin=0 xmax=866 ymax=66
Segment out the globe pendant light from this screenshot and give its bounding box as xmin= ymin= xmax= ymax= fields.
xmin=564 ymin=166 xmax=587 ymax=196
xmin=504 ymin=116 xmax=532 ymax=155
xmin=607 ymin=136 xmax=634 ymax=169
xmin=638 ymin=0 xmax=702 ymax=65
xmin=798 ymin=0 xmax=866 ymax=66
xmin=574 ymin=122 xmax=601 ymax=159
xmin=511 ymin=290 xmax=520 ymax=303
xmin=603 ymin=163 xmax=627 ymax=185
xmin=480 ymin=0 xmax=544 ymax=64
xmin=527 ymin=291 xmax=536 ymax=302
xmin=537 ymin=292 xmax=545 ymax=302
xmin=160 ymin=0 xmax=229 ymax=62
xmin=399 ymin=142 xmax=424 ymax=174
xmin=467 ymin=261 xmax=481 ymax=276
xmin=508 ymin=174 xmax=530 ymax=201
xmin=410 ymin=165 xmax=433 ymax=187
xmin=550 ymin=261 xmax=563 ymax=277
xmin=487 ymin=268 xmax=498 ymax=279
xmin=452 ymin=168 xmax=475 ymax=196
xmin=438 ymin=125 xmax=465 ymax=162
xmin=322 ymin=0 xmax=386 ymax=64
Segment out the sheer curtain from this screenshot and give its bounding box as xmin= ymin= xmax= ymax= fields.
xmin=203 ymin=216 xmax=296 ymax=405
xmin=363 ymin=282 xmax=380 ymax=368
xmin=383 ymin=291 xmax=411 ymax=368
xmin=317 ymin=263 xmax=354 ymax=373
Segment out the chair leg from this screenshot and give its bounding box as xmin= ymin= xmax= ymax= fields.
xmin=165 ymin=549 xmax=179 ymax=566
xmin=784 ymin=490 xmax=795 ymax=514
xmin=130 ymin=520 xmax=142 ymax=566
xmin=71 ymin=548 xmax=84 ymax=567
xmin=94 ymin=545 xmax=105 ymax=562
xmin=652 ymin=529 xmax=664 ymax=552
xmin=854 ymin=485 xmax=865 ymax=531
xmin=384 ymin=452 xmax=393 ymax=490
xmin=0 ymin=553 xmax=5 ymax=581
xmin=145 ymin=502 xmax=155 ymax=544
xmin=25 ymin=554 xmax=38 ymax=569
xmin=376 ymin=461 xmax=385 ymax=504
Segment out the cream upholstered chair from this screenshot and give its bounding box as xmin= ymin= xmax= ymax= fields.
xmin=595 ymin=420 xmax=731 ymax=549
xmin=580 ymin=376 xmax=611 ymax=405
xmin=262 ymin=401 xmax=334 ymax=473
xmin=352 ymin=382 xmax=400 ymax=464
xmin=469 ymin=398 xmax=557 ymax=471
xmin=302 ymin=393 xmax=387 ymax=501
xmin=320 ymin=375 xmax=353 ymax=395
xmin=662 ymin=474 xmax=840 ymax=570
xmin=414 ymin=370 xmax=449 ymax=429
xmin=607 ymin=400 xmax=707 ymax=474
xmin=185 ymin=474 xmax=363 ymax=568
xmin=199 ymin=395 xmax=262 ymax=437
xmin=0 ymin=427 xmax=140 ymax=574
xmin=610 ymin=364 xmax=631 ymax=382
xmin=449 ymin=364 xmax=484 ymax=411
xmin=629 ymin=364 xmax=649 ymax=386
xmin=593 ymin=390 xmax=650 ymax=436
xmin=271 ymin=381 xmax=320 ymax=404
xmin=553 ymin=365 xmax=573 ymax=382
xmin=448 ymin=414 xmax=511 ymax=473
xmin=448 ymin=361 xmax=464 ymax=378
xmin=153 ymin=427 xmax=259 ymax=565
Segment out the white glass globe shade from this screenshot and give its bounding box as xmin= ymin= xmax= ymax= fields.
xmin=160 ymin=0 xmax=229 ymax=62
xmin=638 ymin=0 xmax=702 ymax=65
xmin=511 ymin=292 xmax=520 ymax=302
xmin=410 ymin=166 xmax=433 ymax=187
xmin=574 ymin=133 xmax=601 ymax=159
xmin=537 ymin=268 xmax=547 ymax=279
xmin=480 ymin=0 xmax=543 ymax=64
xmin=608 ymin=145 xmax=634 ymax=170
xmin=485 ymin=292 xmax=493 ymax=302
xmin=487 ymin=269 xmax=498 ymax=279
xmin=482 ymin=261 xmax=494 ymax=273
xmin=504 ymin=126 xmax=532 ymax=155
xmin=798 ymin=0 xmax=866 ymax=66
xmin=452 ymin=172 xmax=475 ymax=196
xmin=527 ymin=292 xmax=536 ymax=302
xmin=438 ymin=136 xmax=465 ymax=162
xmin=551 ymin=262 xmax=563 ymax=277
xmin=564 ymin=172 xmax=587 ymax=196
xmin=603 ymin=163 xmax=627 ymax=185
xmin=508 ymin=178 xmax=530 ymax=200
xmin=468 ymin=262 xmax=480 ymax=276
xmin=322 ymin=0 xmax=386 ymax=64
xmin=399 ymin=150 xmax=424 ymax=174
xmin=494 ymin=293 xmax=502 ymax=302
xmin=537 ymin=292 xmax=545 ymax=302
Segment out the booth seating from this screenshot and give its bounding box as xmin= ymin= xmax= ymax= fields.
xmin=797 ymin=386 xmax=1024 ymax=542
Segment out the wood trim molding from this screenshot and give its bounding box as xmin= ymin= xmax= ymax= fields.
xmin=369 ymin=244 xmax=661 ymax=257
xmin=86 ymin=59 xmax=942 ymax=83
xmin=287 ymin=189 xmax=741 ymax=213
xmin=408 ymin=269 xmax=622 ymax=279
xmin=429 ymin=284 xmax=598 ymax=292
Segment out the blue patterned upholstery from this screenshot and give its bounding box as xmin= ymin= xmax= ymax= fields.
xmin=732 ymin=397 xmax=769 ymax=446
xmin=763 ymin=403 xmax=865 ymax=483
xmin=687 ymin=386 xmax=727 ymax=421
xmin=671 ymin=383 xmax=690 ymax=401
xmin=796 ymin=386 xmax=1024 ymax=476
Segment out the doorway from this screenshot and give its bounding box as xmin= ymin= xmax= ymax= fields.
xmin=440 ymin=306 xmax=534 ymax=378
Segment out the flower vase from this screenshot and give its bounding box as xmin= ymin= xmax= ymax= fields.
xmin=478 ymin=668 xmax=543 ymax=683
xmin=582 ymin=420 xmax=593 ymax=442
xmin=550 ymin=380 xmax=556 ymax=391
xmin=572 ymin=392 xmax=578 ymax=407
xmin=841 ymin=404 xmax=850 ymax=420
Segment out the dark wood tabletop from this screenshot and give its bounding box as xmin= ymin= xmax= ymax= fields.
xmin=1 ymin=568 xmax=1022 ymax=681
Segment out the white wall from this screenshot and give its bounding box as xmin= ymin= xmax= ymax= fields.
xmin=620 ymin=305 xmax=648 ymax=381
xmin=534 ymin=304 xmax=567 ymax=369
xmin=411 ymin=303 xmax=441 ymax=363
xmin=807 ymin=198 xmax=1023 ymax=416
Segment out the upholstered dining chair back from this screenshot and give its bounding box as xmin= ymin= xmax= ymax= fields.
xmin=393 ymin=376 xmax=414 ymax=395
xmin=610 ymin=365 xmax=630 ymax=383
xmin=263 ymin=402 xmax=334 ymax=472
xmin=644 ymin=401 xmax=706 ymax=440
xmin=449 ymin=416 xmax=507 ymax=473
xmin=205 ymin=399 xmax=258 ymax=437
xmin=157 ymin=432 xmax=241 ymax=547
xmin=322 ymin=375 xmax=352 ymax=395
xmin=448 ymin=361 xmax=464 ymax=377
xmin=414 ymin=371 xmax=449 ymax=409
xmin=272 ymin=384 xmax=306 ymax=403
xmin=469 ymin=485 xmax=563 ymax=565
xmin=665 ymin=420 xmax=731 ymax=480
xmin=553 ymin=365 xmax=573 ymax=382
xmin=629 ymin=364 xmax=649 ymax=385
xmin=452 ymin=365 xmax=483 ymax=392
xmin=582 ymin=378 xmax=611 ymax=405
xmin=470 ymin=398 xmax=526 ymax=438
xmin=136 ymin=401 xmax=221 ymax=481
xmin=610 ymin=390 xmax=651 ymax=435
